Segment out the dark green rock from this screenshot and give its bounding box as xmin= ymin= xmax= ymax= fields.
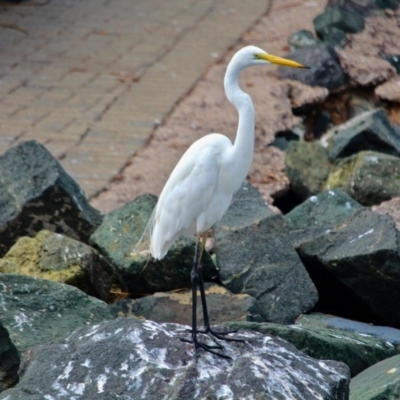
xmin=285 ymin=141 xmax=331 ymax=201
xmin=284 ymin=189 xmax=363 ymax=247
xmin=226 ymin=321 xmax=399 ymax=377
xmin=0 ymin=274 xmax=114 ymax=353
xmin=297 ymin=208 xmax=400 ymax=328
xmin=328 ymin=109 xmax=400 ymax=161
xmin=0 ymin=141 xmax=102 ymax=257
xmin=0 ymin=323 xmax=19 ymax=393
xmin=90 ymin=194 xmax=217 ymax=295
xmin=350 ymin=355 xmax=400 ymax=399
xmin=372 ymin=0 xmax=400 ymax=10
xmin=326 ymin=150 xmax=400 ymax=206
xmin=0 ymin=230 xmax=115 ymax=301
xmin=319 ymin=27 xmax=348 ymax=49
xmin=314 ymin=5 xmax=365 ymax=36
xmin=288 ymin=29 xmax=319 ymax=51
xmin=214 ymin=183 xmax=318 ymax=324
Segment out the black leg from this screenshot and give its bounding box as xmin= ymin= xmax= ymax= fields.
xmin=180 ymin=234 xmax=243 ymax=359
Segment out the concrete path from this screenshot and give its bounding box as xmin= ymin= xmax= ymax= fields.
xmin=0 ymin=0 xmax=270 ymax=197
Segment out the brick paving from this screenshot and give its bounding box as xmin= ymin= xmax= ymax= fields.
xmin=0 ymin=0 xmax=269 ymax=197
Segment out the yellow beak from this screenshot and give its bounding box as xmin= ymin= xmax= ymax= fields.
xmin=260 ymin=53 xmax=309 ymax=68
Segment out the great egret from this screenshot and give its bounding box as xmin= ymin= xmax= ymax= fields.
xmin=148 ymin=46 xmax=307 ymax=358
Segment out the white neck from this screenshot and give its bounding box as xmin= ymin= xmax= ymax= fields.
xmin=224 ymin=61 xmax=255 ymax=183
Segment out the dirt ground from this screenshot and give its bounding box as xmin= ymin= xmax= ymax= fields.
xmin=90 ymin=0 xmax=329 ymax=213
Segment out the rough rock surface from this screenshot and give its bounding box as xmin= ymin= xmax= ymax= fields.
xmin=90 ymin=194 xmax=217 ymax=295
xmin=297 ymin=208 xmax=400 ymax=328
xmin=214 ymin=183 xmax=318 ymax=324
xmin=375 ymin=76 xmax=400 ymax=102
xmin=0 ymin=274 xmax=114 ymax=353
xmin=282 ymin=79 xmax=329 ymax=110
xmin=0 ymin=318 xmax=351 ymax=400
xmin=0 ymin=140 xmax=102 ymax=257
xmin=0 ymin=230 xmax=115 ymax=301
xmin=338 ymin=50 xmax=396 ymax=87
xmin=0 ymin=323 xmax=19 ymax=393
xmin=226 ymin=320 xmax=399 ymax=377
xmin=112 ymin=283 xmax=262 ymax=325
xmin=325 ymin=150 xmax=400 ymax=206
xmin=350 ymin=354 xmax=400 ymax=400
xmin=372 ymin=196 xmax=400 ymax=230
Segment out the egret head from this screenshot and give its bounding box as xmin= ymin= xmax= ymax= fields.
xmin=233 ymin=45 xmax=308 ymax=69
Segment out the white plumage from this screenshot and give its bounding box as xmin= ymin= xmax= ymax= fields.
xmin=149 ymin=45 xmax=306 ymax=260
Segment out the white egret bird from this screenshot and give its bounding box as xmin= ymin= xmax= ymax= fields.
xmin=149 ymin=46 xmax=307 ymax=358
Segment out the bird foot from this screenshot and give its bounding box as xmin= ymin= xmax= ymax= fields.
xmin=180 ymin=327 xmax=244 ymax=359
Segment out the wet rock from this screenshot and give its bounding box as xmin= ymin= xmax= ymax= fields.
xmin=285 ymin=141 xmax=331 ymax=201
xmin=0 ymin=140 xmax=102 ymax=257
xmin=375 ymin=76 xmax=400 ymax=102
xmin=112 ymin=283 xmax=262 ymax=324
xmin=0 ymin=230 xmax=114 ymax=301
xmin=0 ymin=318 xmax=351 ymax=400
xmin=0 ymin=274 xmax=114 ymax=353
xmin=326 ymin=150 xmax=400 ymax=206
xmin=350 ymin=355 xmax=400 ymax=399
xmin=0 ymin=323 xmax=19 ymax=393
xmin=279 ymin=44 xmax=347 ymax=91
xmin=338 ymin=50 xmax=396 ymax=86
xmin=297 ymin=208 xmax=400 ymax=328
xmin=288 ymin=29 xmax=320 ymax=51
xmin=214 ymin=183 xmax=318 ymax=324
xmin=89 ymin=194 xmax=217 ymax=295
xmin=327 ymin=109 xmax=400 ymax=160
xmin=314 ymin=5 xmax=365 ymax=36
xmin=372 ymin=196 xmax=400 ymax=230
xmin=226 ymin=320 xmax=399 ymax=377
xmin=283 ymin=79 xmax=329 ymax=111
xmin=284 ymin=189 xmax=363 ymax=247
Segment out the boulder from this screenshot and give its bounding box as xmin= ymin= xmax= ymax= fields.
xmin=297 ymin=208 xmax=400 ymax=328
xmin=0 ymin=141 xmax=102 ymax=257
xmin=226 ymin=320 xmax=399 ymax=377
xmin=0 ymin=318 xmax=351 ymax=400
xmin=89 ymin=194 xmax=217 ymax=295
xmin=326 ymin=150 xmax=400 ymax=206
xmin=0 ymin=230 xmax=115 ymax=301
xmin=285 ymin=141 xmax=331 ymax=201
xmin=112 ymin=283 xmax=262 ymax=324
xmin=278 ymin=44 xmax=347 ymax=91
xmin=0 ymin=274 xmax=114 ymax=353
xmin=327 ymin=109 xmax=400 ymax=160
xmin=214 ymin=183 xmax=318 ymax=324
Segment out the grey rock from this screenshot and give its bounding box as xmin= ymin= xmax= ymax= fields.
xmin=297 ymin=208 xmax=400 ymax=328
xmin=90 ymin=194 xmax=217 ymax=295
xmin=226 ymin=321 xmax=399 ymax=377
xmin=314 ymin=5 xmax=365 ymax=36
xmin=279 ymin=44 xmax=347 ymax=91
xmin=0 ymin=318 xmax=351 ymax=400
xmin=372 ymin=0 xmax=400 ymax=10
xmin=350 ymin=355 xmax=400 ymax=400
xmin=328 ymin=109 xmax=400 ymax=160
xmin=0 ymin=140 xmax=102 ymax=257
xmin=285 ymin=141 xmax=332 ymax=201
xmin=0 ymin=274 xmax=114 ymax=353
xmin=326 ymin=150 xmax=400 ymax=206
xmin=297 ymin=313 xmax=400 ymax=345
xmin=0 ymin=323 xmax=19 ymax=393
xmin=111 ymin=283 xmax=262 ymax=324
xmin=214 ymin=183 xmax=318 ymax=324
xmin=319 ymin=27 xmax=348 ymax=49
xmin=0 ymin=230 xmax=115 ymax=301
xmin=284 ymin=189 xmax=363 ymax=247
